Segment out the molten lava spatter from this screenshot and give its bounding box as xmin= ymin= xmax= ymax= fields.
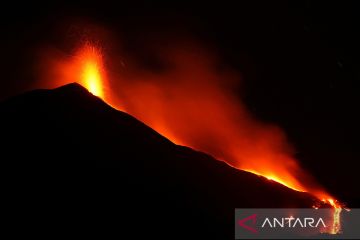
xmin=42 ymin=42 xmax=108 ymax=100
xmin=78 ymin=44 xmax=105 ymax=98
xmin=82 ymin=61 xmax=103 ymax=96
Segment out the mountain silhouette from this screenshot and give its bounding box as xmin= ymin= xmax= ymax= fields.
xmin=1 ymin=83 xmax=322 ymax=238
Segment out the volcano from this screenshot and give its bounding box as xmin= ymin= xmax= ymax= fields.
xmin=1 ymin=83 xmax=327 ymax=238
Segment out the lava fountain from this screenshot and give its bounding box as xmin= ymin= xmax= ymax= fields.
xmin=77 ymin=43 xmax=107 ymax=98
xmin=39 ymin=42 xmax=108 ymax=100
xmin=40 ymin=42 xmax=344 ymax=234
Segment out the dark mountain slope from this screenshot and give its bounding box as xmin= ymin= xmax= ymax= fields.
xmin=0 ymin=83 xmax=320 ymax=238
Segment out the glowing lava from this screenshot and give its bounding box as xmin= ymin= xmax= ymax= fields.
xmin=323 ymin=198 xmax=343 ymax=234
xmin=243 ymin=169 xmax=306 ymax=193
xmin=40 ymin=42 xmax=108 ymax=99
xmin=78 ymin=44 xmax=105 ymax=98
xmin=82 ymin=61 xmax=103 ymax=97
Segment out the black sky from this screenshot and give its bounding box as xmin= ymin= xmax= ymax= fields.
xmin=1 ymin=0 xmax=359 ymax=204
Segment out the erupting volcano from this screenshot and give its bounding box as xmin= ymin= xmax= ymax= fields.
xmin=36 ymin=42 xmax=346 ymax=234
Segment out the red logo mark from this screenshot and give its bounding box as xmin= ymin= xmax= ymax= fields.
xmin=238 ymin=214 xmax=258 ymax=233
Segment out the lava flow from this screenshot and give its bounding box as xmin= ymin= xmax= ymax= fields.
xmin=41 ymin=42 xmax=344 ymax=234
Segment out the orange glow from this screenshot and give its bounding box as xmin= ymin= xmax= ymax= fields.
xmin=320 ymin=198 xmax=343 ymax=234
xmin=77 ymin=43 xmax=106 ymax=98
xmin=243 ymin=169 xmax=306 ymax=192
xmin=42 ymin=42 xmax=331 ymax=196
xmin=38 ymin=42 xmax=107 ymax=100
xmin=82 ymin=60 xmax=103 ymax=97
xmin=105 ymin=44 xmax=322 ymax=198
xmin=40 ymin=40 xmax=344 ymax=234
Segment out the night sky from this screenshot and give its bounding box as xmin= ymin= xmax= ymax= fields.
xmin=1 ymin=1 xmax=359 ymax=204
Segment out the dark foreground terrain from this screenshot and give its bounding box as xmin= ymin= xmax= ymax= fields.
xmin=1 ymin=83 xmax=321 ymax=238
